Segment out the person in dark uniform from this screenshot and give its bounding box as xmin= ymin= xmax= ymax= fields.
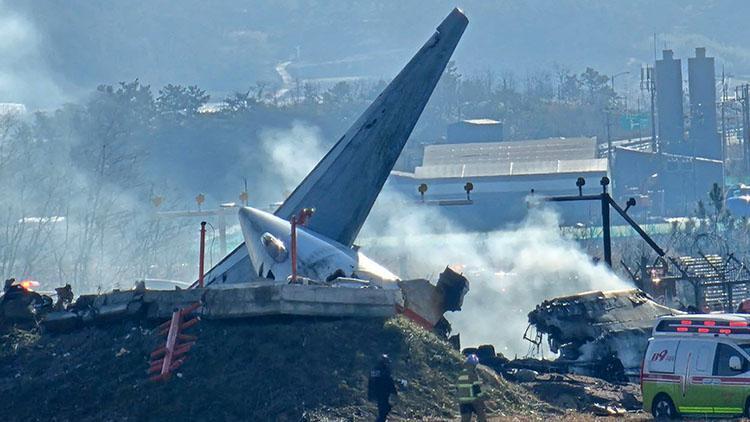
xmin=54 ymin=284 xmax=74 ymax=310
xmin=2 ymin=278 xmax=24 ymax=299
xmin=368 ymin=354 xmax=398 ymax=422
xmin=3 ymin=278 xmax=15 ymax=294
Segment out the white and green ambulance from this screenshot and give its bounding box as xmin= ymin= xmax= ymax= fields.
xmin=642 ymin=314 xmax=750 ymax=418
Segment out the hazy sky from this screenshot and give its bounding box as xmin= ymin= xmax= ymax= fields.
xmin=4 ymin=0 xmax=750 ymax=108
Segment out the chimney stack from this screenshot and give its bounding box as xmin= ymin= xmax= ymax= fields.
xmin=655 ymin=49 xmax=685 ymax=153
xmin=688 ymin=47 xmax=720 ymax=160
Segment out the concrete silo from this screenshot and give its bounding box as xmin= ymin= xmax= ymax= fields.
xmin=655 ymin=50 xmax=685 ymax=154
xmin=688 ymin=47 xmax=720 ymax=160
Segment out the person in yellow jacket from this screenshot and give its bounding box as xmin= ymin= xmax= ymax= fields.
xmin=456 ymin=354 xmax=487 ymax=422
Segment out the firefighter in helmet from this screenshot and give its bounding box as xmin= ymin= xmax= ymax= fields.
xmin=456 ymin=354 xmax=487 ymax=422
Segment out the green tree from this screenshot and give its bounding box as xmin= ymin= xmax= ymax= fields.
xmin=88 ymin=79 xmax=155 ymax=139
xmin=323 ymin=81 xmax=354 ymax=105
xmin=580 ymin=67 xmax=614 ymax=106
xmin=223 ymin=90 xmax=255 ymax=113
xmin=555 ymin=66 xmax=581 ymax=102
xmin=156 ymin=84 xmax=210 ymax=116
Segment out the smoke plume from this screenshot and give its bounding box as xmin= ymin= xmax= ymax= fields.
xmin=0 ymin=1 xmax=66 ymax=108
xmin=254 ymin=122 xmax=632 ymax=356
xmin=360 ymin=189 xmax=632 ymax=356
xmin=259 ymin=121 xmax=325 ymax=201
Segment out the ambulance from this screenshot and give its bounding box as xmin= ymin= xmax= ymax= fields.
xmin=642 ymin=314 xmax=750 ymax=418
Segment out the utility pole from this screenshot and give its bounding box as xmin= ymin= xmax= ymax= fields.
xmin=607 ymin=71 xmax=629 ymax=163
xmin=721 ymin=68 xmax=727 ymax=187
xmin=600 ymin=178 xmax=612 ymax=267
xmin=745 ymin=84 xmax=750 ymax=175
xmin=606 ymin=108 xmax=612 ymax=163
xmin=641 ymin=66 xmax=658 ymax=152
xmin=198 ymin=222 xmax=206 ymax=288
xmin=738 ymin=84 xmax=750 ymax=174
xmin=611 ymin=71 xmax=630 ymax=94
xmin=637 ymin=96 xmax=643 ymax=141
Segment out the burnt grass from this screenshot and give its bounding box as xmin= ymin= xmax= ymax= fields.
xmin=0 ymin=316 xmax=543 ymax=421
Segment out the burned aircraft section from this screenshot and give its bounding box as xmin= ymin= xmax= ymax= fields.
xmin=517 ymin=186 xmax=750 ymax=383
xmin=526 ymin=289 xmax=681 ymax=380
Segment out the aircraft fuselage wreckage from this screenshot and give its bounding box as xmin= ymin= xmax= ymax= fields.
xmin=203 ymin=8 xmax=470 ymax=328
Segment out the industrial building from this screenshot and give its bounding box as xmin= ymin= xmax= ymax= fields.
xmin=612 ymin=145 xmax=723 ymax=217
xmin=389 ymin=136 xmax=609 ymax=229
xmin=388 ymin=46 xmax=728 ymax=230
xmin=614 ymin=47 xmax=724 ymax=216
xmin=390 ymin=132 xmax=723 ymax=228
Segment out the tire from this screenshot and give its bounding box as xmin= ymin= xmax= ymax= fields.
xmin=745 ymin=397 xmax=750 ymax=418
xmin=651 ymin=394 xmax=677 ymax=420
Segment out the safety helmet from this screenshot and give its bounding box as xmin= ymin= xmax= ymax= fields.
xmin=465 ymin=354 xmax=480 ymax=366
xmin=379 ymin=354 xmax=391 ymax=365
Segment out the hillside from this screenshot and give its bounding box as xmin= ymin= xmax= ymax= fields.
xmin=8 ymin=1 xmax=750 ymax=109
xmin=1 ymin=316 xmax=549 ymax=421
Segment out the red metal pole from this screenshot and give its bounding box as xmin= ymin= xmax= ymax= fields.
xmin=290 ymin=216 xmax=297 ymax=283
xmin=198 ymin=221 xmax=206 ymax=288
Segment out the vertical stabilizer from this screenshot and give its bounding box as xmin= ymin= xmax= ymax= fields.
xmin=204 ymin=9 xmax=468 ymax=285
xmin=276 ymin=8 xmax=468 ymax=245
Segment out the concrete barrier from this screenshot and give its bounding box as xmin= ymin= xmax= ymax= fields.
xmin=42 ymin=282 xmax=402 ymax=331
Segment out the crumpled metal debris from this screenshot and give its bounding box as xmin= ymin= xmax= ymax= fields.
xmin=527 ymin=288 xmax=681 ymax=379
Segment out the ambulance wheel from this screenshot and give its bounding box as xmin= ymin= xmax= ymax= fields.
xmin=652 ymin=394 xmax=677 ymax=420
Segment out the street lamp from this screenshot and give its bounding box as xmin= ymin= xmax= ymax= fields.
xmin=418 ymin=183 xmax=428 ymax=202
xmin=611 ymin=71 xmax=630 ymax=92
xmin=576 ymin=177 xmax=586 ymax=196
xmin=464 ymin=182 xmax=474 ymax=200
xmin=624 ymin=197 xmax=637 ymax=214
xmin=600 ymin=176 xmax=610 ymax=193
xmin=604 ymin=73 xmax=628 ymax=167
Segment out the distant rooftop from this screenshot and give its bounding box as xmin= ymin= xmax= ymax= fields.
xmin=393 ymin=136 xmax=606 ymax=180
xmin=411 ymin=158 xmax=607 ymax=179
xmin=423 ymin=137 xmax=597 ymax=166
xmin=458 ymin=118 xmax=501 ymax=125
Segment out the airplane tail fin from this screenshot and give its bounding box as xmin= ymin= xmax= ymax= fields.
xmin=203 ymin=9 xmax=468 ymax=285
xmin=275 ymin=8 xmax=468 ymax=246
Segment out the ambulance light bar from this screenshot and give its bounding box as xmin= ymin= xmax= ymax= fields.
xmin=656 ymin=318 xmax=750 ymax=336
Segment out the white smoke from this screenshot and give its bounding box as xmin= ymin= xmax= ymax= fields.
xmin=259 ymin=121 xmax=325 ymax=198
xmin=254 ymin=122 xmax=632 ymax=357
xmin=0 ymin=2 xmax=66 ymax=107
xmin=359 ymin=188 xmax=632 ymax=357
